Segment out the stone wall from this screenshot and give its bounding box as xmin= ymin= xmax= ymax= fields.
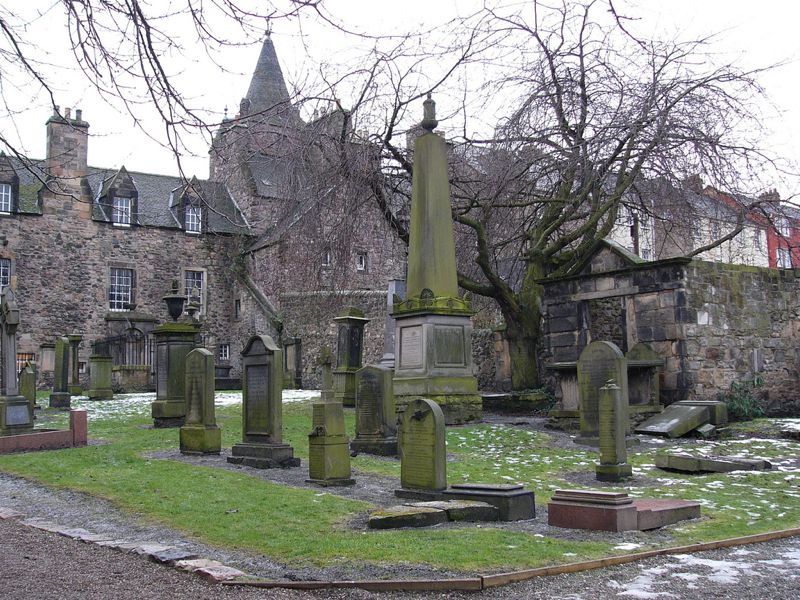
xmin=541 ymin=246 xmax=800 ymax=416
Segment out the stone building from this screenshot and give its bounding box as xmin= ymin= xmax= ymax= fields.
xmin=0 ymin=38 xmax=408 ymax=389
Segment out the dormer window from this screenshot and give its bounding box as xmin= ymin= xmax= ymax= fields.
xmin=112 ymin=196 xmax=131 ymax=226
xmin=0 ymin=183 xmax=12 ymax=213
xmin=185 ymin=203 xmax=202 ymax=233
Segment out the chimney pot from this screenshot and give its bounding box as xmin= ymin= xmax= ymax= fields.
xmin=65 ymin=107 xmax=71 ymax=119
xmin=75 ymin=109 xmax=82 ymax=121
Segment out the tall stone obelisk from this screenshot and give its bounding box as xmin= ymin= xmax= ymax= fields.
xmin=391 ymin=95 xmax=481 ymax=425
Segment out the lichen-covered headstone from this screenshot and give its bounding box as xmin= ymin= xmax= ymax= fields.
xmin=596 ymin=381 xmax=632 ymax=482
xmin=576 ymin=341 xmax=627 ymax=445
xmin=67 ymin=333 xmax=83 ymax=396
xmin=351 ymin=365 xmax=397 ymax=456
xmin=228 ymin=334 xmax=299 ymax=468
xmin=307 ymin=365 xmax=354 ymax=486
xmin=86 ymin=352 xmax=113 ymax=401
xmin=19 ymin=361 xmax=37 ymax=414
xmin=0 ymin=288 xmax=33 ymax=432
xmin=332 ymin=307 xmax=369 ymax=407
xmin=180 ymin=348 xmax=221 ymax=455
xmin=398 ymin=398 xmax=446 ymax=493
xmin=49 ymin=336 xmax=71 ymax=408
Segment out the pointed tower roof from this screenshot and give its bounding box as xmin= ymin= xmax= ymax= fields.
xmin=243 ymin=36 xmax=301 ymax=125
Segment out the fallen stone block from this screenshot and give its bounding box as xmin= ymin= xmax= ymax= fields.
xmin=634 ymin=499 xmax=701 ymax=530
xmin=147 ymin=547 xmax=199 ymax=565
xmin=175 ymin=558 xmax=227 ymax=572
xmin=194 ymin=565 xmax=249 ymax=582
xmin=407 ymin=500 xmax=499 ymax=522
xmin=443 ymin=483 xmax=535 ymax=521
xmin=656 ymin=453 xmax=772 ymax=473
xmin=368 ymin=505 xmax=448 ymax=529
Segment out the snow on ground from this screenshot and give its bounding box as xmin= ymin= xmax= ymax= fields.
xmin=70 ymin=389 xmax=320 ymax=420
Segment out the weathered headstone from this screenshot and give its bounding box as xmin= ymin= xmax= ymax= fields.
xmin=49 ymin=336 xmax=71 ymax=408
xmin=180 ymin=348 xmax=221 ymax=455
xmin=0 ymin=288 xmax=33 ymax=433
xmin=67 ymin=333 xmax=83 ymax=396
xmin=307 ymin=364 xmax=354 ymax=486
xmin=392 ymin=96 xmax=480 ymax=425
xmin=332 ymin=307 xmax=369 ymax=407
xmin=351 ymin=365 xmax=397 ymax=456
xmin=228 ymin=334 xmax=299 ymax=469
xmin=86 ymin=350 xmax=114 ymax=401
xmin=576 ymin=341 xmax=627 ymax=445
xmin=395 ymin=398 xmax=446 ymax=498
xmin=151 ymin=282 xmax=199 ymax=427
xmin=596 ymin=380 xmax=632 ymax=482
xmin=625 ymin=342 xmax=663 ymax=409
xmin=282 ymin=336 xmax=302 ymax=389
xmin=19 ymin=361 xmax=37 ymax=414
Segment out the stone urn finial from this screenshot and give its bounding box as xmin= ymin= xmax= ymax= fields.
xmin=163 ymin=279 xmax=187 ymax=322
xmin=421 ymin=93 xmax=438 ymax=132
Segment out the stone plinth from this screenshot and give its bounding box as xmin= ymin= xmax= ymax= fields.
xmin=151 ymin=322 xmax=199 ymax=428
xmin=86 ymin=355 xmax=114 ymax=400
xmin=0 ymin=409 xmax=87 ymax=453
xmin=228 ymin=335 xmax=299 ymax=469
xmin=307 ymin=398 xmax=354 ymax=486
xmin=442 ymin=483 xmax=535 ymax=521
xmin=332 ymin=307 xmax=369 ymax=408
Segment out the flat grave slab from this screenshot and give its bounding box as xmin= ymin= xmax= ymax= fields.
xmin=408 ymin=500 xmax=499 ymax=522
xmin=368 ymin=505 xmax=448 ymax=529
xmin=548 ymin=489 xmax=701 ymax=532
xmin=656 ymin=453 xmax=772 ymax=473
xmin=635 ymin=404 xmax=709 ymax=438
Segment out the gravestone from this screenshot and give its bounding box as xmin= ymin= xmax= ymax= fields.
xmin=282 ymin=337 xmax=302 ymax=389
xmin=332 ymin=307 xmax=369 ymax=407
xmin=19 ymin=361 xmax=37 ymax=414
xmin=0 ymin=288 xmax=33 ymax=433
xmin=625 ymin=342 xmax=663 ymax=409
xmin=67 ymin=333 xmax=83 ymax=395
xmin=180 ymin=348 xmax=221 ymax=455
xmin=576 ymin=341 xmax=627 ymax=445
xmin=395 ymin=398 xmax=446 ymax=498
xmin=307 ymin=364 xmax=354 ymax=486
xmin=86 ymin=351 xmax=113 ymax=401
xmin=49 ymin=336 xmax=71 ymax=408
xmin=596 ymin=381 xmax=632 ymax=482
xmin=351 ymin=365 xmax=397 ymax=456
xmin=378 ymin=280 xmax=406 ymax=369
xmin=228 ymin=334 xmax=299 ymax=469
xmin=392 ymin=96 xmax=480 ymax=425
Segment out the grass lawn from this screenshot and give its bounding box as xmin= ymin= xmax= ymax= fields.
xmin=1 ymin=392 xmax=798 ymax=573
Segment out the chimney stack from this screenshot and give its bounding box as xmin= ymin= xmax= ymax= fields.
xmin=45 ymin=106 xmax=89 ymax=183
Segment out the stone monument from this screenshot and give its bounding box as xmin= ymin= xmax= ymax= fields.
xmin=576 ymin=341 xmax=627 ymax=445
xmin=396 ymin=397 xmax=447 ymax=498
xmin=180 ymin=348 xmax=221 ymax=455
xmin=86 ymin=343 xmax=114 ymax=401
xmin=49 ymin=336 xmax=71 ymax=408
xmin=595 ymin=380 xmax=632 ymax=482
xmin=67 ymin=333 xmax=83 ymax=395
xmin=351 ymin=365 xmax=397 ymax=456
xmin=332 ymin=307 xmax=369 ymax=407
xmin=228 ymin=334 xmax=299 ymax=468
xmin=307 ymin=364 xmax=354 ymax=486
xmin=19 ymin=361 xmax=37 ymax=414
xmin=151 ymin=281 xmax=199 ymax=427
xmin=0 ymin=288 xmax=33 ymax=433
xmin=378 ymin=279 xmax=405 ymax=369
xmin=392 ymin=96 xmax=480 ymax=424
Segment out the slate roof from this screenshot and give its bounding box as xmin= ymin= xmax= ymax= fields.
xmin=243 ymin=37 xmax=302 ymax=126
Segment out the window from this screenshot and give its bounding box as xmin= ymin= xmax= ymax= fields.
xmin=218 ymin=343 xmax=230 ymax=362
xmin=112 ymin=196 xmax=131 ymax=225
xmin=356 ymin=251 xmax=367 ymax=272
xmin=779 ymin=218 xmax=791 ymax=237
xmin=0 ymin=258 xmax=10 ymax=289
xmin=184 ymin=269 xmax=205 ymax=313
xmin=16 ymin=352 xmax=35 ymax=374
xmin=234 ymin=298 xmax=241 ymax=320
xmin=0 ymin=183 xmax=11 ymax=213
xmin=753 ymin=228 xmax=762 ymax=250
xmin=185 ymin=204 xmax=202 ymax=233
xmin=777 ymin=247 xmax=792 ymax=269
xmin=109 ymin=267 xmax=134 ymax=311
xmin=322 ymin=248 xmax=332 ymax=267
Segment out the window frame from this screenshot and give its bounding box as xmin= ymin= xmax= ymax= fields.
xmin=0 ymin=182 xmax=12 ymax=213
xmin=112 ymin=195 xmax=132 ymax=226
xmin=777 ymin=247 xmax=792 ymax=269
xmin=109 ymin=267 xmax=135 ymax=311
xmin=182 ymin=268 xmax=206 ymax=315
xmin=218 ymin=343 xmax=230 ymax=362
xmin=0 ymin=258 xmax=11 ymax=289
xmin=185 ymin=203 xmax=202 ymax=234
xmin=355 ymin=251 xmax=368 ymax=272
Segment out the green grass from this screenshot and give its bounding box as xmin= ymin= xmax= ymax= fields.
xmin=1 ymin=395 xmax=799 ymax=572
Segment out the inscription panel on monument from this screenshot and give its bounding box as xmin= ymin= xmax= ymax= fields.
xmin=5 ymin=404 xmax=31 ymax=426
xmin=156 ymin=344 xmax=168 ymax=397
xmin=245 ymin=364 xmax=270 ymax=435
xmin=433 ymin=325 xmax=466 ymax=366
xmin=399 ymin=326 xmax=423 ymax=368
xmin=336 ymin=326 xmax=348 ymax=368
xmin=401 ymin=416 xmax=436 ymax=489
xmin=348 ymin=328 xmax=363 ymax=368
xmin=185 ymin=355 xmax=205 ymax=424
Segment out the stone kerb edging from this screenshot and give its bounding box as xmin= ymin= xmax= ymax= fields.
xmin=3 ymin=505 xmax=798 ymax=591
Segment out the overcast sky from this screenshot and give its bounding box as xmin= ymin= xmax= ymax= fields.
xmin=3 ymin=1 xmax=799 ymax=195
